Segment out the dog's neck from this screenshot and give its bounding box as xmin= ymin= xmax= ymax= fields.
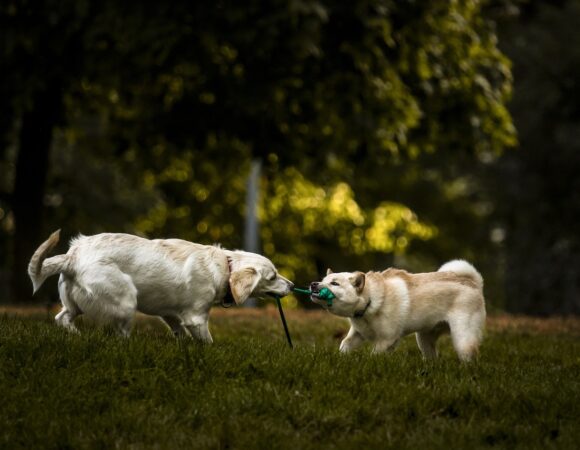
xmin=353 ymin=278 xmax=377 ymax=319
xmin=222 ymin=250 xmax=246 ymax=272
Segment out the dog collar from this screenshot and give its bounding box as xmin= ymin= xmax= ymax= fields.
xmin=353 ymin=299 xmax=371 ymax=318
xmin=222 ymin=256 xmax=236 ymax=308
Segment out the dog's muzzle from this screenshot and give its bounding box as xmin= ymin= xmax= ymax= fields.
xmin=310 ymin=281 xmax=320 ymax=295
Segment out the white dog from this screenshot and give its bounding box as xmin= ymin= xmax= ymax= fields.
xmin=310 ymin=260 xmax=485 ymax=361
xmin=28 ymin=230 xmax=293 ymax=341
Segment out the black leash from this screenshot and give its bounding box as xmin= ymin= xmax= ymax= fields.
xmin=232 ymin=287 xmax=334 ymax=349
xmin=272 ymin=287 xmax=335 ymax=349
xmin=222 ymin=288 xmax=294 ymax=347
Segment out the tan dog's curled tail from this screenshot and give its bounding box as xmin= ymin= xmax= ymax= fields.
xmin=438 ymin=259 xmax=483 ymax=289
xmin=28 ymin=229 xmax=70 ymax=294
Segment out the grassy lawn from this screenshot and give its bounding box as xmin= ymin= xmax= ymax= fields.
xmin=1 ymin=307 xmax=579 ymax=449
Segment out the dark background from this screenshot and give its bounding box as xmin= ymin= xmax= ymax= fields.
xmin=1 ymin=0 xmax=578 ymax=315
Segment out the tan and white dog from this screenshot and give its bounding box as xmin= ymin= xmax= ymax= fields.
xmin=28 ymin=230 xmax=293 ymax=341
xmin=310 ymin=260 xmax=485 ymax=361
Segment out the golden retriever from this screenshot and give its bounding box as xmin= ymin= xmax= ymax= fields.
xmin=28 ymin=230 xmax=293 ymax=341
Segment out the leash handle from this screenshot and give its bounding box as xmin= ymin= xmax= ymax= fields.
xmin=274 ymin=295 xmax=293 ymax=349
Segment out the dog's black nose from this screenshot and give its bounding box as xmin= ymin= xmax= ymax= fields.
xmin=310 ymin=281 xmax=320 ymax=292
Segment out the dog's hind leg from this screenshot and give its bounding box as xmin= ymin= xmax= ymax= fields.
xmin=115 ymin=314 xmax=134 ymax=338
xmin=73 ymin=266 xmax=138 ymax=337
xmin=55 ymin=308 xmax=79 ymax=333
xmin=55 ymin=275 xmax=81 ymax=333
xmin=416 ymin=322 xmax=449 ymax=359
xmin=449 ymin=311 xmax=485 ymax=362
xmin=416 ymin=331 xmax=439 ymax=359
xmin=451 ymin=334 xmax=480 ymax=362
xmin=111 ymin=273 xmax=137 ymax=338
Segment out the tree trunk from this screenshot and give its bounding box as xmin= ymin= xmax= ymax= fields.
xmin=11 ymin=84 xmax=63 ymax=302
xmin=243 ymin=158 xmax=262 ymax=308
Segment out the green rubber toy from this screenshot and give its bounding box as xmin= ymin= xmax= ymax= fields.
xmin=318 ymin=287 xmax=336 ymax=302
xmin=293 ymin=287 xmax=335 ymax=307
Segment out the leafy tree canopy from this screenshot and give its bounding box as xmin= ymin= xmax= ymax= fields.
xmin=0 ymin=0 xmax=515 ymax=305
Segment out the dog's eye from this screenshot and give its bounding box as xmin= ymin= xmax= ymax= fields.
xmin=267 ymin=273 xmax=276 ymax=281
xmin=330 ymin=281 xmax=340 ymax=286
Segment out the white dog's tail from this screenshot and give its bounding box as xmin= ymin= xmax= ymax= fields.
xmin=438 ymin=259 xmax=483 ymax=289
xmin=28 ymin=229 xmax=71 ymax=294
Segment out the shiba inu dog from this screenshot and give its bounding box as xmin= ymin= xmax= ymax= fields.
xmin=310 ymin=260 xmax=485 ymax=361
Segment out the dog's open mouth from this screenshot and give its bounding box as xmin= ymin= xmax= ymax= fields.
xmin=311 ymin=297 xmax=324 ymax=307
xmin=310 ymin=289 xmax=324 ymax=302
xmin=309 ymin=290 xmax=327 ymax=307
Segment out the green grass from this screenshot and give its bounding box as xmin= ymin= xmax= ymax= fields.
xmin=1 ymin=311 xmax=579 ymax=449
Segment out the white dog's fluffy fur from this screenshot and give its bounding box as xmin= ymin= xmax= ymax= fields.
xmin=28 ymin=230 xmax=293 ymax=341
xmin=311 ymin=260 xmax=485 ymax=361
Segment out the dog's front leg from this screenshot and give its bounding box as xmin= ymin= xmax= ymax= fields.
xmin=339 ymin=327 xmax=364 ymax=353
xmin=183 ymin=313 xmax=213 ymax=344
xmin=161 ymin=316 xmax=189 ymax=338
xmin=372 ymin=338 xmax=399 ymax=354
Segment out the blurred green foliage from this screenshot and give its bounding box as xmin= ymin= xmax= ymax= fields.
xmin=0 ymin=1 xmax=532 ymax=308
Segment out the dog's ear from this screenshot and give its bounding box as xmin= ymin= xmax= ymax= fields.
xmin=349 ymin=271 xmax=365 ymax=294
xmin=229 ymin=268 xmax=261 ymax=304
xmin=326 ymin=268 xmax=333 ymax=276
